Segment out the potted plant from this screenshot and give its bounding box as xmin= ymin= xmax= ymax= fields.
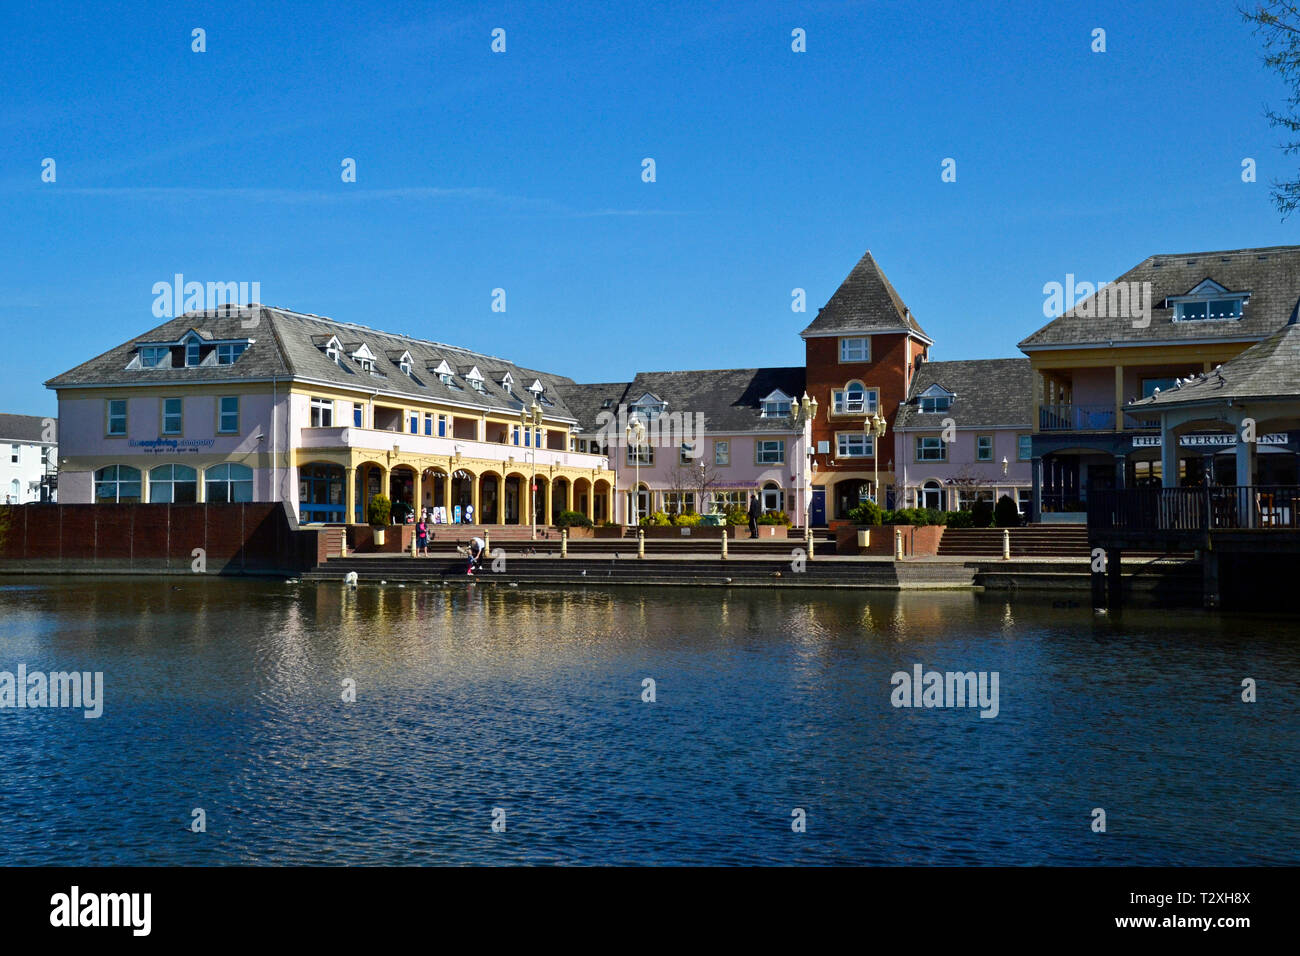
xmin=368 ymin=494 xmax=391 ymax=547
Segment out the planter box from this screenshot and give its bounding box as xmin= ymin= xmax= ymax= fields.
xmin=348 ymin=524 xmax=414 ymax=553
xmin=836 ymin=524 xmax=945 ymax=556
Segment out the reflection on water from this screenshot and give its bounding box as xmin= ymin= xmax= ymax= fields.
xmin=0 ymin=577 xmax=1296 ymax=865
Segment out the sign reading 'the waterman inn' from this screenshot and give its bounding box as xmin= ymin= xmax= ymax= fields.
xmin=1131 ymin=433 xmax=1290 ymax=448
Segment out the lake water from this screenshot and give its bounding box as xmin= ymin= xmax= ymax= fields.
xmin=0 ymin=577 xmax=1295 ymax=865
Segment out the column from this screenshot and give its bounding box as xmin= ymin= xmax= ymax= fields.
xmin=1160 ymin=418 xmax=1179 ymax=488
xmin=471 ymin=474 xmax=481 ymax=525
xmin=497 ymin=477 xmax=505 ymax=525
xmin=565 ymin=481 xmax=574 ymax=512
xmin=585 ymin=481 xmax=595 ymax=521
xmin=442 ymin=471 xmax=452 ymax=514
xmin=1031 ymin=456 xmax=1042 ymax=523
xmin=1114 ymin=365 xmax=1124 ymax=432
xmin=196 ymin=467 xmax=206 ymax=503
xmin=344 ymin=466 xmax=355 ymax=523
xmin=1113 ymin=455 xmax=1125 ymax=491
xmin=520 ymin=476 xmax=530 ymax=526
xmin=1235 ymin=428 xmax=1256 ymax=530
xmin=544 ymin=480 xmax=553 ymax=526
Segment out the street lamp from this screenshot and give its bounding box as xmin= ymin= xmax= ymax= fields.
xmin=520 ymin=401 xmax=543 ymax=539
xmin=1001 ymin=456 xmax=1009 ymax=476
xmin=867 ymin=410 xmax=887 ymax=505
xmin=790 ymin=392 xmax=818 ymax=527
xmin=626 ymin=417 xmax=647 ymax=525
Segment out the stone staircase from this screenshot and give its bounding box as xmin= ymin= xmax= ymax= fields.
xmin=937 ymin=526 xmax=1090 ymax=558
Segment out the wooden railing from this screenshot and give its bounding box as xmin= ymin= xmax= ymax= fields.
xmin=1088 ymin=487 xmax=1300 ymax=531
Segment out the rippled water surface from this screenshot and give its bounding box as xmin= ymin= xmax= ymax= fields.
xmin=0 ymin=577 xmax=1296 ymax=865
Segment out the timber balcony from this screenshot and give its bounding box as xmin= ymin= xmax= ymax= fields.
xmin=1088 ymin=486 xmax=1300 ymax=533
xmin=298 ymin=426 xmax=610 ymax=470
xmin=1038 ymin=403 xmax=1157 ymax=432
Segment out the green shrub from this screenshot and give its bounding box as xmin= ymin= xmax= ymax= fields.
xmin=758 ymin=510 xmax=792 ymax=526
xmin=847 ymin=500 xmax=883 ymax=526
xmin=639 ymin=511 xmax=671 ymax=527
xmin=367 ymin=494 xmax=391 ymax=526
xmin=994 ymin=495 xmax=1021 ymax=527
xmin=885 ymin=507 xmax=943 ymax=527
xmin=972 ymin=498 xmax=994 ymax=528
xmin=724 ymin=506 xmax=748 ymax=526
xmin=673 ymin=512 xmax=702 ymax=527
xmin=945 ymin=509 xmax=974 ymax=528
xmin=556 ymin=510 xmax=594 ymax=529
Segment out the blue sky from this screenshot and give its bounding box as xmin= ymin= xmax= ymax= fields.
xmin=1 ymin=0 xmax=1294 ymax=416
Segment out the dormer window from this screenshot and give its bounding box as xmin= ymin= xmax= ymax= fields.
xmin=400 ymin=358 xmax=411 ymax=375
xmin=349 ymin=343 xmax=377 ymax=373
xmin=1169 ymin=280 xmax=1248 ymax=322
xmin=139 ymin=346 xmax=170 ymax=368
xmin=760 ymin=390 xmax=793 ymax=418
xmin=629 ymin=393 xmax=664 ymax=422
xmin=216 ymin=343 xmax=247 ymax=365
xmin=326 ymin=345 xmax=341 ymax=363
xmin=917 ymin=384 xmax=954 ymax=414
xmin=463 ymin=366 xmax=485 ymax=393
xmin=185 ymin=341 xmax=202 ymax=367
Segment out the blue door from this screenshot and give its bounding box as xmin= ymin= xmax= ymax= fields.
xmin=810 ymin=489 xmax=826 ymax=527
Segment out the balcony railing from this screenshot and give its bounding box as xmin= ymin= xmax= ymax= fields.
xmin=1039 ymin=404 xmax=1158 ymax=432
xmin=1088 ymin=487 xmax=1300 ymax=532
xmin=299 ymin=426 xmax=609 ymax=471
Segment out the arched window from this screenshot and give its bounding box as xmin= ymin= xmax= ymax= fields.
xmin=149 ymin=464 xmax=198 ymax=503
xmin=94 ymin=465 xmax=142 ymax=503
xmin=298 ymin=463 xmax=345 ymax=522
xmin=205 ymin=463 xmax=254 ymax=503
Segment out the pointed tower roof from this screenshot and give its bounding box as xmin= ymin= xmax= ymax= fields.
xmin=800 ymin=250 xmax=930 ymax=342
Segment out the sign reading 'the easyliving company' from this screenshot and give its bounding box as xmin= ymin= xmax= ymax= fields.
xmin=1131 ymin=433 xmax=1290 ymax=448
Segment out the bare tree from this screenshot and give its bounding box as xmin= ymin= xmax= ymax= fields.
xmin=666 ymin=454 xmax=724 ymax=515
xmin=1242 ymin=2 xmax=1300 ymax=216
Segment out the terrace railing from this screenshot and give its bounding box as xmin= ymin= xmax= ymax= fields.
xmin=1087 ymin=486 xmax=1300 ymax=532
xmin=1039 ymin=404 xmax=1159 ymax=432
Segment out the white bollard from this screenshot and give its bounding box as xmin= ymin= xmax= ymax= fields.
xmin=637 ymin=528 xmax=645 ymax=559
xmin=894 ymin=528 xmax=903 ymax=560
xmin=561 ymin=528 xmax=568 ymax=558
xmin=721 ymin=529 xmax=728 ymax=560
xmin=1002 ymin=528 xmax=1011 ymax=560
xmin=806 ymin=524 xmax=815 ymax=561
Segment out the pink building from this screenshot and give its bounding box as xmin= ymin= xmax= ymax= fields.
xmin=892 ymin=358 xmax=1035 ymax=514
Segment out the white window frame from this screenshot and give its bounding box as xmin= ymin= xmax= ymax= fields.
xmin=839 ymin=337 xmax=870 ymax=363
xmin=219 ymin=396 xmax=239 ymax=434
xmin=162 ymin=397 xmax=183 ymax=435
xmin=832 ymin=383 xmax=878 ymax=416
xmin=140 ymin=345 xmax=169 ymax=368
xmin=915 ymin=435 xmax=946 ymax=462
xmin=216 ymin=343 xmax=245 ymax=365
xmin=714 ymin=441 xmax=730 ymax=466
xmin=756 ymin=439 xmax=785 ymax=465
xmin=185 ymin=341 xmax=202 ymax=367
xmin=836 ymin=431 xmax=873 ymax=458
xmin=310 ymin=397 xmax=334 ymax=428
xmin=107 ymin=399 xmax=127 ymax=436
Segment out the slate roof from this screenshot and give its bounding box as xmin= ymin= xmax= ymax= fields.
xmin=1018 ymin=245 xmax=1300 ymax=350
xmin=45 ymin=306 xmax=583 ymax=422
xmin=894 ymin=358 xmax=1033 ymax=430
xmin=0 ymin=413 xmax=55 ymax=443
xmin=1132 ymin=310 xmax=1300 ymax=409
xmin=800 ymin=250 xmax=931 ymax=341
xmin=558 ymin=367 xmax=807 ymax=435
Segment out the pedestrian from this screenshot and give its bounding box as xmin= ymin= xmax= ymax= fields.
xmin=416 ymin=517 xmax=428 ymax=556
xmin=466 ymin=535 xmax=485 ymax=575
xmin=748 ymin=493 xmax=761 ymax=539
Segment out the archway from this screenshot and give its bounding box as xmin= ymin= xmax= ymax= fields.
xmin=354 ymin=461 xmax=386 ymax=523
xmin=388 ymin=465 xmax=418 ymax=523
xmin=593 ymin=478 xmax=612 ymax=524
xmin=834 ymin=478 xmax=870 ymax=518
xmin=450 ymin=469 xmax=476 ymax=523
xmin=920 ymin=479 xmax=943 ymax=511
xmin=551 ymin=477 xmax=570 ymax=524
xmin=479 ymin=472 xmax=502 ymax=524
